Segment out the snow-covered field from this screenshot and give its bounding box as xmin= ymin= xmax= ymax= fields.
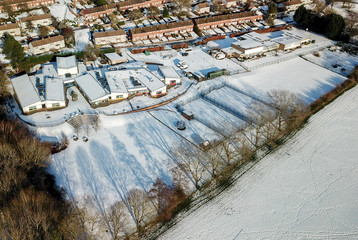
xmin=302 ymin=49 xmax=358 ymax=77
xmin=160 ymin=85 xmax=358 ymax=240
xmin=74 ymin=28 xmax=91 ymax=51
xmin=228 ymin=57 xmax=347 ymax=104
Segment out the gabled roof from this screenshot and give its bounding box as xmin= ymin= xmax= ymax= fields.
xmin=93 ymin=29 xmax=126 ymax=38
xmin=195 ymin=11 xmax=259 ymax=25
xmin=130 ymin=20 xmax=193 ymax=35
xmin=11 ymin=74 xmax=41 ymax=107
xmin=0 ymin=23 xmax=20 ymax=31
xmin=30 ymin=35 xmax=64 ymax=47
xmin=21 ymin=14 xmax=52 ymax=23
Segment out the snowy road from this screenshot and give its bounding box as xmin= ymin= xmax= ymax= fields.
xmin=160 ymin=86 xmax=358 ymax=239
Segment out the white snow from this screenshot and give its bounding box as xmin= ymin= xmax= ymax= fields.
xmin=160 ymin=85 xmax=358 ymax=240
xmin=74 ymin=28 xmax=91 ymax=51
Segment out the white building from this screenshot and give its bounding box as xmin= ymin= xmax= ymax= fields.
xmin=44 ymin=77 xmax=66 ymax=109
xmin=0 ymin=23 xmax=21 ymax=37
xmin=75 ymin=73 xmax=109 ymax=106
xmin=105 ymin=52 xmax=128 ymax=65
xmin=11 ymin=74 xmax=43 ymax=113
xmin=134 ymin=68 xmax=167 ymax=97
xmin=158 ymin=66 xmax=181 ymax=85
xmin=20 ymin=14 xmax=52 ymax=29
xmin=104 ymin=71 xmax=129 ymax=101
xmin=56 ymin=56 xmax=78 ymax=76
xmin=273 ymin=36 xmax=302 ymax=50
xmin=232 ymin=39 xmax=264 ymax=57
xmin=194 ymin=2 xmax=210 ymax=14
xmin=29 ymin=35 xmax=65 ymax=55
xmin=93 ymin=30 xmax=127 ymax=45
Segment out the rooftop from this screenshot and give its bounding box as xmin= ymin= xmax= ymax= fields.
xmin=104 ymin=71 xmax=129 ymax=94
xmin=11 ymin=74 xmax=41 ymax=107
xmin=21 ymin=14 xmax=52 ymax=23
xmin=195 ymin=11 xmax=259 ymax=25
xmin=45 ymin=77 xmax=65 ymax=102
xmin=105 ymin=52 xmax=127 ymax=62
xmin=130 ymin=20 xmax=193 ymax=35
xmin=158 ymin=66 xmax=180 ymax=80
xmin=29 ymin=35 xmax=64 ymax=47
xmin=56 ymin=55 xmax=77 ymax=70
xmin=93 ymin=29 xmax=126 ymax=38
xmin=232 ymin=39 xmax=263 ymax=49
xmin=75 ymin=73 xmax=109 ymax=102
xmin=0 ymin=23 xmax=20 ymax=31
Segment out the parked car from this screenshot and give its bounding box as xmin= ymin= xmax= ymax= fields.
xmin=72 ymin=135 xmax=78 ymax=141
xmin=177 ymin=60 xmax=188 ymax=69
xmin=82 ymin=136 xmax=88 ymax=142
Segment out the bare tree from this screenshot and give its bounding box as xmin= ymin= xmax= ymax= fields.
xmin=126 ymin=188 xmax=153 ymax=232
xmin=105 ymin=201 xmax=130 ymax=240
xmin=205 ymin=147 xmax=225 ymax=177
xmin=171 ymin=144 xmax=207 ymax=189
xmin=175 ymin=0 xmax=191 ymax=12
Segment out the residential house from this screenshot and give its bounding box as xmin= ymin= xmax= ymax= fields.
xmin=29 ymin=35 xmax=65 ymax=55
xmin=20 ymin=14 xmax=52 ymax=29
xmin=130 ymin=20 xmax=193 ymax=41
xmin=0 ymin=0 xmax=55 ymax=12
xmin=194 ymin=3 xmax=211 ymax=14
xmin=93 ymin=30 xmax=127 ymax=45
xmin=195 ymin=11 xmax=263 ymax=30
xmin=0 ymin=23 xmax=21 ymax=37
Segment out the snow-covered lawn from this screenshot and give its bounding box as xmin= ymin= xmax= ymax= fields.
xmin=159 ymin=85 xmax=358 ymax=240
xmin=74 ymin=28 xmax=91 ymax=51
xmin=302 ymin=49 xmax=358 ymax=77
xmin=228 ymin=57 xmax=347 ymax=104
xmin=48 ymin=0 xmax=76 ymax=21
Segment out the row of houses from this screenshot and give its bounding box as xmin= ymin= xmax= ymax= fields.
xmin=0 ymin=13 xmax=52 ymax=37
xmin=0 ymin=0 xmax=54 ymax=12
xmin=11 ymin=56 xmax=181 ymax=113
xmin=129 ymin=11 xmax=263 ymax=41
xmin=80 ymin=0 xmax=165 ymax=22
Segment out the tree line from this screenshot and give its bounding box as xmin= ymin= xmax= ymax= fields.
xmin=294 ymin=5 xmax=346 ymax=40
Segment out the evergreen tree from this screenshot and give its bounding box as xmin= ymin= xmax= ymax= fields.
xmin=163 ymin=7 xmax=169 ymax=18
xmin=2 ymin=33 xmax=25 ymax=71
xmin=325 ymin=13 xmax=345 ymax=40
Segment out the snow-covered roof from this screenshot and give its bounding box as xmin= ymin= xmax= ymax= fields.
xmin=135 ymin=68 xmax=166 ymax=92
xmin=75 ymin=73 xmax=108 ymax=102
xmin=104 ymin=71 xmax=129 ymax=94
xmin=245 ymin=31 xmax=270 ymax=42
xmin=11 ymin=74 xmax=41 ymax=107
xmin=105 ymin=52 xmax=127 ymax=62
xmin=45 ymin=77 xmax=65 ymax=102
xmin=273 ymin=36 xmax=301 ymax=45
xmin=56 ymin=56 xmax=77 ymax=70
xmin=232 ymin=39 xmax=263 ymax=50
xmin=158 ymin=66 xmax=180 ymax=80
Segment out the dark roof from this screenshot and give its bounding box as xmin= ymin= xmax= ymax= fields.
xmin=195 ymin=11 xmax=259 ymax=25
xmin=0 ymin=23 xmax=19 ymax=31
xmin=130 ymin=20 xmax=193 ymax=35
xmin=21 ymin=13 xmax=52 ymax=22
xmin=93 ymin=29 xmax=126 ymax=38
xmin=30 ymin=35 xmax=64 ymax=47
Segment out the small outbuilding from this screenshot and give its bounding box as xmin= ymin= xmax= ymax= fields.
xmin=105 ymin=53 xmax=129 ymax=65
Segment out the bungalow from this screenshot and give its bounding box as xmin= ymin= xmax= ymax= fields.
xmin=104 ymin=71 xmax=129 ymax=101
xmin=130 ymin=20 xmax=194 ymax=41
xmin=158 ymin=66 xmax=181 ymax=85
xmin=0 ymin=23 xmax=21 ymax=37
xmin=20 ymin=14 xmax=52 ymax=29
xmin=75 ymin=73 xmax=109 ymax=106
xmin=11 ymin=74 xmax=43 ymax=113
xmin=93 ymin=30 xmax=127 ymax=45
xmin=29 ymin=35 xmax=65 ymax=55
xmin=44 ymin=77 xmax=66 ymax=109
xmin=194 ymin=3 xmax=211 ymax=14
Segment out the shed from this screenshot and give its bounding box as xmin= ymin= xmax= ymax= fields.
xmin=182 ymin=110 xmax=194 ymax=120
xmin=104 ymin=52 xmax=129 ymax=65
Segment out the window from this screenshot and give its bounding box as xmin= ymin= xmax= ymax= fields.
xmin=52 ymin=103 xmax=60 ymax=108
xmin=29 ymin=106 xmax=37 ymax=111
xmin=116 ymin=95 xmax=123 ymax=99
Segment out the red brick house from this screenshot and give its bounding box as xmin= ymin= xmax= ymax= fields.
xmin=130 ymin=20 xmax=194 ymax=41
xmin=195 ymin=11 xmax=263 ymax=30
xmin=0 ymin=0 xmax=55 ymax=12
xmin=80 ymin=0 xmax=165 ymax=22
